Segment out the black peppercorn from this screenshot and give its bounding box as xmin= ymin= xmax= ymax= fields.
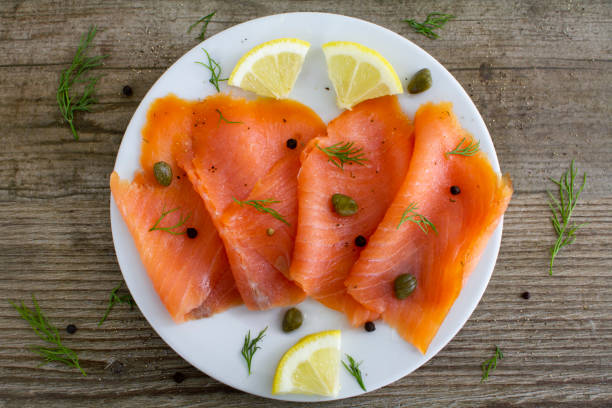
xmin=66 ymin=324 xmax=77 ymax=334
xmin=450 ymin=185 xmax=461 ymax=195
xmin=186 ymin=228 xmax=198 ymax=239
xmin=122 ymin=85 xmax=133 ymax=97
xmin=521 ymin=291 xmax=530 ymax=300
xmin=172 ymin=371 xmax=186 ymax=383
xmin=354 ymin=235 xmax=367 ymax=247
xmin=286 ymin=138 xmax=298 ymax=149
xmin=364 ymin=321 xmax=376 ymax=332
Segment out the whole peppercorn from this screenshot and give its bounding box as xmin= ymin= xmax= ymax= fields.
xmin=354 ymin=235 xmax=367 ymax=247
xmin=172 ymin=371 xmax=186 ymax=383
xmin=122 ymin=85 xmax=133 ymax=97
xmin=186 ymin=228 xmax=198 ymax=239
xmin=364 ymin=321 xmax=376 ymax=332
xmin=286 ymin=138 xmax=298 ymax=149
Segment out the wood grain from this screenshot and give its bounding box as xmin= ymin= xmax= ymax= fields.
xmin=0 ymin=0 xmax=610 ymax=407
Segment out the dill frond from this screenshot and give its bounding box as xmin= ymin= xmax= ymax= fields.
xmin=233 ymin=198 xmax=289 ymax=225
xmin=403 ymin=13 xmax=455 ymax=39
xmin=56 ymin=26 xmax=107 ymax=140
xmin=548 ymin=160 xmax=587 ymax=275
xmin=241 ymin=327 xmax=267 ymax=375
xmin=446 ymin=137 xmax=480 ymax=157
xmin=316 ymin=141 xmax=368 ymax=170
xmin=397 ymin=202 xmax=437 ymax=234
xmin=10 ymin=295 xmax=86 ymax=375
xmin=342 ymin=354 xmax=366 ymax=391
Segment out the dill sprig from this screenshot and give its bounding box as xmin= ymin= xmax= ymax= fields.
xmin=241 ymin=327 xmax=267 ymax=375
xmin=481 ymin=346 xmax=503 ymax=382
xmin=149 ymin=206 xmax=192 ymax=235
xmin=233 ymin=198 xmax=290 ymax=225
xmin=397 ymin=202 xmax=437 ymax=234
xmin=98 ymin=282 xmax=136 ymax=326
xmin=446 ymin=137 xmax=480 ymax=157
xmin=403 ymin=12 xmax=455 ymax=39
xmin=216 ymin=109 xmax=242 ymax=125
xmin=195 ymin=48 xmax=228 ymax=92
xmin=316 ymin=141 xmax=368 ymax=170
xmin=188 ymin=11 xmax=216 ymax=41
xmin=9 ymin=295 xmax=86 ymax=376
xmin=342 ymin=354 xmax=366 ymax=391
xmin=548 ymin=160 xmax=587 ymax=275
xmin=56 ymin=26 xmax=108 ymax=140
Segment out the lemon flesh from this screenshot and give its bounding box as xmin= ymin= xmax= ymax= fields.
xmin=322 ymin=41 xmax=403 ymax=109
xmin=272 ymin=330 xmax=341 ymax=397
xmin=228 ymin=38 xmax=310 ymax=99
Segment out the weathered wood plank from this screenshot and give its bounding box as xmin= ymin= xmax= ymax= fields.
xmin=0 ymin=0 xmax=610 ymax=407
xmin=0 ymin=64 xmax=609 ymax=201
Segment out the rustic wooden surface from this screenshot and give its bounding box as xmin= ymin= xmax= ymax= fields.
xmin=1 ymin=0 xmax=610 ymax=406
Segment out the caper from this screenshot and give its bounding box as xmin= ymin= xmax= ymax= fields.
xmin=394 ymin=273 xmax=417 ymax=299
xmin=331 ymin=193 xmax=358 ymax=216
xmin=153 ymin=161 xmax=173 ymax=186
xmin=407 ymin=68 xmax=432 ymax=94
xmin=282 ymin=307 xmax=303 ymax=332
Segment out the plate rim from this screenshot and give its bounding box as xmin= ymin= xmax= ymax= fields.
xmin=110 ymin=11 xmax=502 ymax=401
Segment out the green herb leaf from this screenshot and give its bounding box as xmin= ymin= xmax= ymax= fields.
xmin=446 ymin=137 xmax=480 ymax=157
xmin=216 ymin=109 xmax=243 ymax=125
xmin=56 ymin=26 xmax=108 ymax=140
xmin=548 ymin=160 xmax=587 ymax=275
xmin=9 ymin=295 xmax=86 ymax=375
xmin=98 ymin=282 xmax=136 ymax=326
xmin=316 ymin=141 xmax=368 ymax=170
xmin=241 ymin=327 xmax=267 ymax=375
xmin=187 ymin=11 xmax=216 ymax=41
xmin=342 ymin=353 xmax=366 ymax=391
xmin=481 ymin=346 xmax=503 ymax=382
xmin=195 ymin=48 xmax=228 ymax=92
xmin=233 ymin=198 xmax=290 ymax=225
xmin=149 ymin=206 xmax=192 ymax=235
xmin=397 ymin=202 xmax=437 ymax=234
xmin=403 ymin=12 xmax=455 ymax=39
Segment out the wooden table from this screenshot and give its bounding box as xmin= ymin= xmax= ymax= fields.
xmin=1 ymin=1 xmax=610 ymax=406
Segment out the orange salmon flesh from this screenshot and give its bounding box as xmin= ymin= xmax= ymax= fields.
xmin=111 ymin=94 xmax=511 ymax=353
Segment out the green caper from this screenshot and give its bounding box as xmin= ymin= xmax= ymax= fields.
xmin=282 ymin=307 xmax=303 ymax=332
xmin=394 ymin=273 xmax=417 ymax=299
xmin=153 ymin=161 xmax=173 ymax=186
xmin=407 ymin=68 xmax=432 ymax=94
xmin=331 ymin=193 xmax=358 ymax=216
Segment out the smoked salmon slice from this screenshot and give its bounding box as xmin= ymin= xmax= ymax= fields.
xmin=345 ymin=102 xmax=512 ymax=353
xmin=290 ymin=96 xmax=414 ymax=326
xmin=111 ymin=173 xmax=241 ymax=322
xmin=220 ymin=155 xmax=300 ymax=278
xmin=110 ymin=96 xmax=241 ymax=323
xmin=174 ymin=94 xmax=327 ymax=310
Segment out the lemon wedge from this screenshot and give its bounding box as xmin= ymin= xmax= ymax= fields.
xmin=228 ymin=38 xmax=310 ymax=99
xmin=322 ymin=41 xmax=403 ymax=109
xmin=272 ymin=330 xmax=341 ymax=397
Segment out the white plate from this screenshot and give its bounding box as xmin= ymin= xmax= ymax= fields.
xmin=111 ymin=12 xmax=502 ymax=402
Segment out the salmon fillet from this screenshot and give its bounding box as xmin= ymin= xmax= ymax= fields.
xmin=110 ymin=95 xmax=241 ymax=323
xmin=111 ymin=173 xmax=241 ymax=323
xmin=345 ymin=102 xmax=513 ymax=353
xmin=221 ymin=155 xmax=300 ymax=278
xmin=290 ymin=96 xmax=414 ymax=326
xmin=174 ymin=94 xmax=327 ymax=310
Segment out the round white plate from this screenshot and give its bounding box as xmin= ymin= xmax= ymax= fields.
xmin=111 ymin=12 xmax=502 ymax=402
